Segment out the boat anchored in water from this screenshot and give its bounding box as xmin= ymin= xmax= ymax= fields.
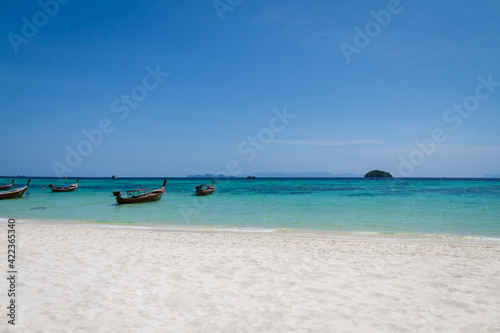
xmin=0 ymin=179 xmax=30 ymax=200
xmin=49 ymin=179 xmax=79 ymax=192
xmin=0 ymin=179 xmax=14 ymax=191
xmin=113 ymin=180 xmax=166 ymax=204
xmin=195 ymin=181 xmax=215 ymax=196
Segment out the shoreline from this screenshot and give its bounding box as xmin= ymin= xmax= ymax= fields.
xmin=3 ymin=217 xmax=500 ymax=246
xmin=1 ymin=222 xmax=499 ymax=331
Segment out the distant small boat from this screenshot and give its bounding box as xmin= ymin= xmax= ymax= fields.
xmin=112 ymin=175 xmax=116 ymax=179
xmin=49 ymin=179 xmax=79 ymax=192
xmin=195 ymin=181 xmax=215 ymax=196
xmin=0 ymin=179 xmax=14 ymax=191
xmin=247 ymin=176 xmax=256 ymax=179
xmin=113 ymin=180 xmax=166 ymax=204
xmin=0 ymin=179 xmax=30 ymax=200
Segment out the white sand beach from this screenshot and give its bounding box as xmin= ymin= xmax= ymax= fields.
xmin=2 ymin=223 xmax=500 ymax=332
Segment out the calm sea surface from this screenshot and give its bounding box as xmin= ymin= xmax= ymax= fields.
xmin=1 ymin=177 xmax=499 ymax=239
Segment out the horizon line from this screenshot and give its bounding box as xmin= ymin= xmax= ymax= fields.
xmin=2 ymin=175 xmax=499 ymax=179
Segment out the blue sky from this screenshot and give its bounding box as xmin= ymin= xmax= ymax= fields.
xmin=1 ymin=0 xmax=499 ymax=177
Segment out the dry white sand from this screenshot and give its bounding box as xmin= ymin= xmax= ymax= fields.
xmin=1 ymin=223 xmax=500 ymax=332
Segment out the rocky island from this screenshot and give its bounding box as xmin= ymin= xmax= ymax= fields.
xmin=364 ymin=170 xmax=393 ymax=178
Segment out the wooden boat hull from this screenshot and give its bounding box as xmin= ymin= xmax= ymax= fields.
xmin=195 ymin=181 xmax=215 ymax=196
xmin=0 ymin=186 xmax=28 ymax=200
xmin=50 ymin=180 xmax=78 ymax=192
xmin=114 ymin=181 xmax=166 ymax=205
xmin=116 ymin=190 xmax=164 ymax=204
xmin=51 ymin=185 xmax=77 ymax=192
xmin=0 ymin=179 xmax=14 ymax=191
xmin=195 ymin=188 xmax=214 ymax=196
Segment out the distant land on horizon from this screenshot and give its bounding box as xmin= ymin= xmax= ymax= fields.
xmin=187 ymin=172 xmax=363 ymax=178
xmin=1 ymin=173 xmax=498 ymax=179
xmin=187 ymin=172 xmax=500 ymax=178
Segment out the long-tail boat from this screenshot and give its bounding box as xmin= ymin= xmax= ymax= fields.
xmin=49 ymin=179 xmax=79 ymax=192
xmin=0 ymin=179 xmax=14 ymax=191
xmin=195 ymin=181 xmax=215 ymax=196
xmin=0 ymin=179 xmax=30 ymax=200
xmin=113 ymin=180 xmax=166 ymax=204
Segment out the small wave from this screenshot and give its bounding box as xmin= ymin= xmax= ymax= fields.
xmin=199 ymin=227 xmax=277 ymax=233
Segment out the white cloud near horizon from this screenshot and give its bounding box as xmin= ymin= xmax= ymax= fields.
xmin=369 ymin=144 xmax=500 ymax=157
xmin=273 ymin=139 xmax=386 ymax=146
xmin=436 ymin=144 xmax=500 ymax=156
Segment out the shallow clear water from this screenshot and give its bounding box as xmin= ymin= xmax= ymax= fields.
xmin=1 ymin=177 xmax=499 ymax=238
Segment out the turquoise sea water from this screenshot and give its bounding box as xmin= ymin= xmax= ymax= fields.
xmin=1 ymin=177 xmax=499 ymax=239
